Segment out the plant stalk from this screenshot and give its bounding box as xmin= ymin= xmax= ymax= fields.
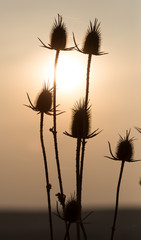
xmin=85 ymin=54 xmax=92 ymax=110
xmin=40 ymin=112 xmax=54 ymax=240
xmin=77 ymin=53 xmax=92 ymax=240
xmin=110 ymin=160 xmax=125 ymax=240
xmin=79 ymin=53 xmax=92 ymax=207
xmin=76 ymin=138 xmax=81 ymax=201
xmin=52 ymin=50 xmax=65 ymax=206
xmin=79 ymin=139 xmax=86 ymax=210
xmin=52 ymin=50 xmax=70 ymax=240
xmin=76 ymin=138 xmax=81 ymax=240
xmin=64 ymin=222 xmax=71 ymax=240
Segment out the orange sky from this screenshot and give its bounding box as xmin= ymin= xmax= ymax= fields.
xmin=1 ymin=0 xmax=141 ymax=209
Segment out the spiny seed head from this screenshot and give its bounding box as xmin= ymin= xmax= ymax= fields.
xmin=35 ymin=85 xmax=52 ymax=114
xmin=71 ymin=100 xmax=91 ymax=138
xmin=64 ymin=197 xmax=79 ymax=223
xmin=83 ymin=19 xmax=101 ymax=55
xmin=116 ymin=132 xmax=134 ymax=162
xmin=50 ymin=14 xmax=67 ymax=50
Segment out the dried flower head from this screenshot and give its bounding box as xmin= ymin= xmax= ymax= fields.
xmin=38 ymin=14 xmax=73 ymax=51
xmin=105 ymin=130 xmax=141 ymax=162
xmin=25 ymin=84 xmax=53 ymax=115
xmin=63 ymin=196 xmax=79 ymax=223
xmin=73 ymin=18 xmax=107 ymax=55
xmin=116 ymin=133 xmax=133 ymax=162
xmin=64 ymin=100 xmax=101 ymax=139
xmin=71 ymin=100 xmax=90 ymax=138
xmin=50 ymin=14 xmax=67 ymax=50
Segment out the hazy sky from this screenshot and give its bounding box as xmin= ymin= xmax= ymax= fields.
xmin=1 ymin=0 xmax=141 ymax=210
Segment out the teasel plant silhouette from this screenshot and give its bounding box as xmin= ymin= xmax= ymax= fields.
xmin=73 ymin=18 xmax=107 ymax=110
xmin=105 ymin=129 xmax=141 ymax=240
xmin=64 ymin=100 xmax=100 ymax=240
xmin=56 ymin=194 xmax=92 ymax=240
xmin=72 ymin=18 xmax=106 ymax=239
xmin=25 ymin=83 xmax=54 ymax=240
xmin=38 ymin=15 xmax=73 ymax=212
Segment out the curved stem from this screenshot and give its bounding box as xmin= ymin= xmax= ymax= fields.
xmin=52 ymin=50 xmax=70 ymax=240
xmin=40 ymin=112 xmax=54 ymax=240
xmin=53 ymin=50 xmax=65 ymax=206
xmin=111 ymin=160 xmax=125 ymax=240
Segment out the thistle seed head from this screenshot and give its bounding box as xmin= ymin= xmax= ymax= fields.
xmin=83 ymin=19 xmax=102 ymax=55
xmin=50 ymin=14 xmax=67 ymax=50
xmin=71 ymin=100 xmax=91 ymax=138
xmin=116 ymin=131 xmax=134 ymax=162
xmin=35 ymin=85 xmax=52 ymax=114
xmin=64 ymin=197 xmax=79 ymax=223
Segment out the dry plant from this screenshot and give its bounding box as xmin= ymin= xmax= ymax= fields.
xmin=25 ymin=14 xmax=140 ymax=240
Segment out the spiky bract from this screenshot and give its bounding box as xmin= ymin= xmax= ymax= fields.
xmin=116 ymin=131 xmax=134 ymax=162
xmin=36 ymin=87 xmax=52 ymax=114
xmin=105 ymin=130 xmax=141 ymax=162
xmin=25 ymin=84 xmax=53 ymax=115
xmin=71 ymin=100 xmax=91 ymax=138
xmin=50 ymin=14 xmax=67 ymax=50
xmin=83 ymin=19 xmax=101 ymax=55
xmin=73 ymin=18 xmax=107 ymax=55
xmin=64 ymin=197 xmax=79 ymax=223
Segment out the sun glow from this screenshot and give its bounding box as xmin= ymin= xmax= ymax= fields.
xmin=42 ymin=53 xmax=85 ymax=92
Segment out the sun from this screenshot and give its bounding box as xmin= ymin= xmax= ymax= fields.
xmin=56 ymin=54 xmax=84 ymax=91
xmin=41 ymin=53 xmax=85 ymax=92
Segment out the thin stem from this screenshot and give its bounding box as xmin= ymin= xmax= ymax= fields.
xmin=53 ymin=50 xmax=65 ymax=206
xmin=77 ymin=53 xmax=92 ymax=240
xmin=79 ymin=140 xmax=87 ymax=208
xmin=52 ymin=50 xmax=70 ymax=240
xmin=40 ymin=112 xmax=54 ymax=240
xmin=76 ymin=138 xmax=81 ymax=240
xmin=111 ymin=160 xmax=125 ymax=240
xmin=80 ymin=222 xmax=87 ymax=240
xmin=76 ymin=138 xmax=81 ymax=201
xmin=85 ymin=54 xmax=92 ymax=110
xmin=79 ymin=53 xmax=92 ymax=208
xmin=64 ymin=222 xmax=71 ymax=240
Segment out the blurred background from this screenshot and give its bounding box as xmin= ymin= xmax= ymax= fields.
xmin=0 ymin=0 xmax=141 ymax=230
xmin=1 ymin=0 xmax=141 ymax=239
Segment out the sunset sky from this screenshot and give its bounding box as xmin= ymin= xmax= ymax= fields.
xmin=1 ymin=0 xmax=141 ymax=210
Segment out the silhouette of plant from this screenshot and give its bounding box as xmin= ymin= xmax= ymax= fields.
xmin=72 ymin=18 xmax=107 ymax=239
xmin=25 ymin=84 xmax=54 ymax=240
xmin=38 ymin=15 xmax=73 ymax=213
xmin=105 ymin=129 xmax=141 ymax=240
xmin=56 ymin=194 xmax=92 ymax=240
xmin=73 ymin=18 xmax=107 ymax=110
xmin=64 ymin=100 xmax=100 ymax=239
xmin=25 ymin=15 xmax=111 ymax=240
